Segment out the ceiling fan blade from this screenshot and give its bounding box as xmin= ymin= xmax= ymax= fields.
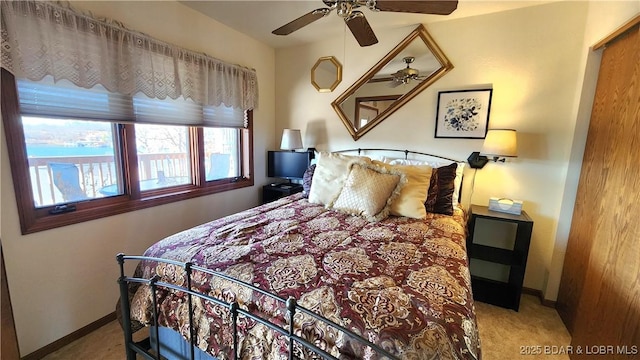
xmin=392 ymin=70 xmax=405 ymax=80
xmin=373 ymin=0 xmax=458 ymax=15
xmin=272 ymin=8 xmax=331 ymax=35
xmin=368 ymin=76 xmax=394 ymax=83
xmin=345 ymin=11 xmax=378 ymax=47
xmin=388 ymin=79 xmax=403 ymax=88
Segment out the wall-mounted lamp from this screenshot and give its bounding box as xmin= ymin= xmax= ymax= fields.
xmin=468 ymin=129 xmax=518 ymax=169
xmin=280 ymin=129 xmax=303 ymax=151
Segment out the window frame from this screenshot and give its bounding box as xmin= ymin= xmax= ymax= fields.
xmin=1 ymin=69 xmax=254 ymax=234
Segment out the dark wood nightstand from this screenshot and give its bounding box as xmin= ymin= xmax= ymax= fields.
xmin=262 ymin=183 xmax=303 ymax=204
xmin=467 ymin=204 xmax=534 ymax=311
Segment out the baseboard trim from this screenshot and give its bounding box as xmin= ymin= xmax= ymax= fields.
xmin=22 ymin=312 xmax=116 ymax=360
xmin=522 ymin=287 xmax=556 ymax=308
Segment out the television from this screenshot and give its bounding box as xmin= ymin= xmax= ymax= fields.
xmin=267 ymin=151 xmax=312 ymax=180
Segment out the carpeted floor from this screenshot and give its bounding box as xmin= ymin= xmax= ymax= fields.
xmin=42 ymin=294 xmax=570 ymax=359
xmin=475 ymin=295 xmax=571 ymax=359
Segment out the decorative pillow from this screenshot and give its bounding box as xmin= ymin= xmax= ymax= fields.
xmin=308 ymin=152 xmax=370 ymax=205
xmin=452 ymin=162 xmax=465 ymax=205
xmin=301 ymin=164 xmax=316 ymax=198
xmin=382 ymin=163 xmax=433 ymax=219
xmin=390 ymin=158 xmax=464 ymax=205
xmin=331 ymin=163 xmax=404 ymax=222
xmin=425 ymin=162 xmax=457 ymax=215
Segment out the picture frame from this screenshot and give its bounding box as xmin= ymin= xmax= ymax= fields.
xmin=435 ymin=89 xmax=493 ymax=139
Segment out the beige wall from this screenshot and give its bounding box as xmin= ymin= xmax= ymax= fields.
xmin=2 ymin=0 xmax=638 ymax=356
xmin=0 ymin=1 xmax=275 ymax=356
xmin=275 ymin=1 xmax=638 ymax=302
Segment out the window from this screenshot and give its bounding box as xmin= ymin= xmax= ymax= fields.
xmin=203 ymin=127 xmax=240 ymax=181
xmin=133 ymin=124 xmax=192 ymax=192
xmin=22 ymin=117 xmax=122 ymax=207
xmin=1 ymin=69 xmax=254 ymax=234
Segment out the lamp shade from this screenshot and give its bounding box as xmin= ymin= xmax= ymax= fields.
xmin=280 ymin=129 xmax=303 ymax=150
xmin=481 ymin=129 xmax=517 ymax=157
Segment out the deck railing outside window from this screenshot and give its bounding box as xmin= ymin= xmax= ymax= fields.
xmin=28 ymin=153 xmax=191 ymax=207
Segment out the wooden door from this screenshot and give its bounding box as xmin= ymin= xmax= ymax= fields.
xmin=557 ymin=20 xmax=640 ymax=359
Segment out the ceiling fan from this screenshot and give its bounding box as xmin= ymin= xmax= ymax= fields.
xmin=272 ymin=0 xmax=458 ymax=47
xmin=390 ymin=56 xmax=425 ymax=87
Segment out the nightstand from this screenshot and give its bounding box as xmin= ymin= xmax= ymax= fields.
xmin=262 ymin=183 xmax=303 ymax=204
xmin=467 ymin=204 xmax=534 ymax=311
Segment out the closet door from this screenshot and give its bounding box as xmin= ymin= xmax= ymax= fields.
xmin=557 ymin=22 xmax=639 ymax=358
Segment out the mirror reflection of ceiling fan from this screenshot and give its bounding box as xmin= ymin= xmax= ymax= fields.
xmin=272 ymin=0 xmax=458 ymax=47
xmin=390 ymin=56 xmax=425 ymax=87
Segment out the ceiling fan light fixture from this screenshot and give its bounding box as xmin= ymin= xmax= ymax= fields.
xmin=365 ymin=0 xmax=380 ymax=11
xmin=337 ymin=2 xmax=352 ymax=17
xmin=313 ymin=8 xmax=332 ymax=17
xmin=392 ymin=56 xmax=421 ymax=83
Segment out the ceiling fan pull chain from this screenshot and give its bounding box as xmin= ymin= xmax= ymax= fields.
xmin=343 ymin=21 xmax=347 ymax=70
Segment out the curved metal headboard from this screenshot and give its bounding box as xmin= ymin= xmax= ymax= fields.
xmin=332 ymin=148 xmax=461 ymax=163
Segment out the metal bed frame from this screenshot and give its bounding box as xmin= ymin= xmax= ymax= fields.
xmin=117 ymin=254 xmax=400 ymax=360
xmin=117 ymin=149 xmax=464 ymax=360
xmin=332 ymin=148 xmax=460 ymax=163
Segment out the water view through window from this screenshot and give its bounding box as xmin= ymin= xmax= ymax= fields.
xmin=22 ymin=117 xmax=120 ymax=207
xmin=22 ymin=117 xmax=242 ymax=207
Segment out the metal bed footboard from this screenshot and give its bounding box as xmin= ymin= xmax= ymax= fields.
xmin=117 ymin=254 xmax=400 ymax=360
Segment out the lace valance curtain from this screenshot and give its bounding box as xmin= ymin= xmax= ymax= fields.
xmin=1 ymin=1 xmax=258 ymax=121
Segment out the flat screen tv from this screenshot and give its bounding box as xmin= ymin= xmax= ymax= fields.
xmin=267 ymin=151 xmax=312 ymax=180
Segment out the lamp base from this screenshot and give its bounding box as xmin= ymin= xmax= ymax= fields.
xmin=468 ymin=152 xmax=489 ymax=169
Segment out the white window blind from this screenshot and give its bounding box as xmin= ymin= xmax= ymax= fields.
xmin=17 ymin=77 xmax=247 ymax=128
xmin=2 ymin=0 xmax=258 ymax=122
xmin=204 ymin=106 xmax=248 ymax=128
xmin=17 ymin=77 xmax=132 ymax=122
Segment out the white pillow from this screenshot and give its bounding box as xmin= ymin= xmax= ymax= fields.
xmin=308 ymin=152 xmax=370 ymax=206
xmin=385 ymin=158 xmax=422 ymax=165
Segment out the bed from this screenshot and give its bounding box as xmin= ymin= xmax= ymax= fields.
xmin=117 ymin=149 xmax=481 ymax=360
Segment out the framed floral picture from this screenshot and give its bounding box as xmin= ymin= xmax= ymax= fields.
xmin=435 ymin=89 xmax=493 ymax=138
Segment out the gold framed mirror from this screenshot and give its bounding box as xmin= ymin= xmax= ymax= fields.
xmin=331 ymin=24 xmax=453 ymax=140
xmin=311 ymin=56 xmax=342 ymax=93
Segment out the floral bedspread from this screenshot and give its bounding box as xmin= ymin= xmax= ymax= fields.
xmin=129 ymin=193 xmax=480 ymax=360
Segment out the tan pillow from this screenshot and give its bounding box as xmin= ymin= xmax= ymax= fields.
xmin=389 ymin=158 xmax=465 ymax=206
xmin=308 ymin=152 xmax=370 ymax=206
xmin=388 ymin=164 xmax=433 ymax=219
xmin=331 ymin=163 xmax=404 ymax=222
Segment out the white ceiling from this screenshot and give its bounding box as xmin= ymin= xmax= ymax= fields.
xmin=180 ymin=1 xmax=554 ymax=49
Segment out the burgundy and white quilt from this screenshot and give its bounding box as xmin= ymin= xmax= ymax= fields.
xmin=129 ymin=193 xmax=480 ymax=360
